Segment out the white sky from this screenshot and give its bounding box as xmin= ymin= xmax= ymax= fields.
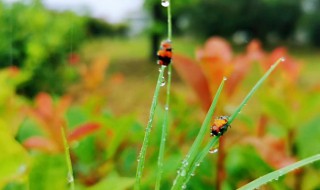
xmin=4 ymin=0 xmax=144 ymax=23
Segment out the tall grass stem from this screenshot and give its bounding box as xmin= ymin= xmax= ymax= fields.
xmin=238 ymin=154 xmax=320 ymax=190
xmin=61 ymin=127 xmax=75 ymax=190
xmin=134 ymin=65 xmax=166 ymax=190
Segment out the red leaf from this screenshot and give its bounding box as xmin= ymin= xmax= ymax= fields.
xmin=68 ymin=123 xmax=101 ymax=142
xmin=23 ymin=136 xmax=58 ymax=152
xmin=196 ymin=36 xmax=232 ymax=63
xmin=173 ymin=54 xmax=212 ymax=110
xmin=34 ymin=92 xmax=53 ymax=120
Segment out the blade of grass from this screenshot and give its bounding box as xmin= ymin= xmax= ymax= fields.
xmin=155 ymin=65 xmax=172 ymax=190
xmin=237 ymin=154 xmax=320 ymax=190
xmin=61 ymin=127 xmax=75 ymax=190
xmin=171 ymin=77 xmax=226 ymax=190
xmin=134 ymin=65 xmax=166 ymax=190
xmin=228 ymin=57 xmax=284 ymax=124
xmin=155 ymin=1 xmax=173 ymax=189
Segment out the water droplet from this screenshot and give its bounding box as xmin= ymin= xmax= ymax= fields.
xmin=17 ymin=164 xmax=27 ymax=174
xmin=280 ymin=57 xmax=286 ymax=62
xmin=182 ymin=184 xmax=187 ymax=189
xmin=165 ymin=105 xmax=169 ymax=110
xmin=160 ymin=76 xmax=166 ymax=86
xmin=67 ymin=172 xmax=74 ymax=183
xmin=223 ymin=77 xmax=227 ymax=81
xmin=191 ymin=173 xmax=195 ymax=176
xmin=161 ymin=0 xmax=170 ymax=7
xmin=196 ymin=163 xmax=200 ymax=167
xmin=209 ymin=148 xmax=219 ymax=154
xmin=137 ymin=159 xmax=140 ymax=162
xmin=180 ymin=169 xmax=186 ymax=176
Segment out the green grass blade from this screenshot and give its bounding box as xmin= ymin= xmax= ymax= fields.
xmin=171 ymin=77 xmax=226 ymax=190
xmin=134 ymin=65 xmax=166 ymax=190
xmin=61 ymin=127 xmax=75 ymax=190
xmin=155 ymin=65 xmax=172 ymax=190
xmin=167 ymin=0 xmax=172 ymax=41
xmin=237 ymin=154 xmax=320 ymax=190
xmin=155 ymin=0 xmax=173 ymax=188
xmin=228 ymin=58 xmax=283 ymax=124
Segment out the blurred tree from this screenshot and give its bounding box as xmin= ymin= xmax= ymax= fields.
xmin=86 ymin=18 xmax=129 ymax=37
xmin=179 ymin=0 xmax=302 ymax=43
xmin=0 ymin=0 xmax=86 ymax=97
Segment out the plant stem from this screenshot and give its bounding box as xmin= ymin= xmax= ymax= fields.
xmin=61 ymin=127 xmax=75 ymax=190
xmin=155 ymin=1 xmax=173 ymax=189
xmin=155 ymin=65 xmax=172 ymax=190
xmin=135 ymin=65 xmax=166 ymax=190
xmin=237 ymin=154 xmax=320 ymax=190
xmin=167 ymin=0 xmax=172 ymax=41
xmin=171 ymin=77 xmax=226 ymax=190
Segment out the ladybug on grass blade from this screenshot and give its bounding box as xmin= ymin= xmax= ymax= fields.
xmin=210 ymin=116 xmax=231 ymax=137
xmin=157 ymin=40 xmax=172 ymax=66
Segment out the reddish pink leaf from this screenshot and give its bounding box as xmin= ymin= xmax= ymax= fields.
xmin=173 ymin=54 xmax=212 ymax=110
xmin=23 ymin=136 xmax=59 ymax=152
xmin=196 ymin=36 xmax=232 ymax=63
xmin=242 ymin=136 xmax=296 ymax=169
xmin=68 ymin=123 xmax=101 ymax=142
xmin=246 ymin=39 xmax=266 ymax=63
xmin=225 ymin=55 xmax=252 ymax=96
xmin=34 ymin=92 xmax=54 ymax=120
xmin=268 ymin=47 xmax=301 ymax=82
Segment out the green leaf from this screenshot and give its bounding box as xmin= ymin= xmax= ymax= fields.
xmin=29 ymin=154 xmax=68 ymax=190
xmin=0 ymin=121 xmax=29 ymax=189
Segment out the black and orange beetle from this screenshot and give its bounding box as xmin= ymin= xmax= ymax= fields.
xmin=157 ymin=40 xmax=172 ymax=66
xmin=210 ymin=116 xmax=231 ymax=137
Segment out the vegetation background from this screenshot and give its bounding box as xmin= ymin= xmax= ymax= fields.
xmin=0 ymin=0 xmax=320 ymax=189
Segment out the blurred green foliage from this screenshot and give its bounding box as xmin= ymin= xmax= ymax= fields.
xmin=86 ymin=18 xmax=129 ymax=38
xmin=0 ymin=0 xmax=86 ymax=97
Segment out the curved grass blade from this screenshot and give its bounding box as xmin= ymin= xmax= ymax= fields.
xmin=228 ymin=57 xmax=284 ymax=124
xmin=237 ymin=154 xmax=320 ymax=190
xmin=135 ymin=65 xmax=166 ymax=190
xmin=61 ymin=127 xmax=75 ymax=190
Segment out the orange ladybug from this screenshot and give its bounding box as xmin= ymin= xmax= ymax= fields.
xmin=210 ymin=116 xmax=230 ymax=136
xmin=157 ymin=40 xmax=172 ymax=66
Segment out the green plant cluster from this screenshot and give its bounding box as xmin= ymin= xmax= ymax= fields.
xmin=0 ymin=0 xmax=86 ymax=97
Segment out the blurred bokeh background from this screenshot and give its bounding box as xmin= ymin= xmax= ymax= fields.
xmin=1 ymin=0 xmax=320 ymax=189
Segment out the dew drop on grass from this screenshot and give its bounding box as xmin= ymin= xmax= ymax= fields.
xmin=161 ymin=0 xmax=170 ymax=7
xmin=191 ymin=173 xmax=195 ymax=176
xmin=280 ymin=57 xmax=286 ymax=62
xmin=223 ymin=76 xmax=227 ymax=81
xmin=196 ymin=162 xmax=200 ymax=167
xmin=165 ymin=105 xmax=169 ymax=110
xmin=160 ymin=76 xmax=166 ymax=86
xmin=209 ymin=148 xmax=219 ymax=154
xmin=182 ymin=184 xmax=187 ymax=189
xmin=180 ymin=169 xmax=186 ymax=176
xmin=67 ymin=172 xmax=74 ymax=183
xmin=17 ymin=164 xmax=27 ymax=174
